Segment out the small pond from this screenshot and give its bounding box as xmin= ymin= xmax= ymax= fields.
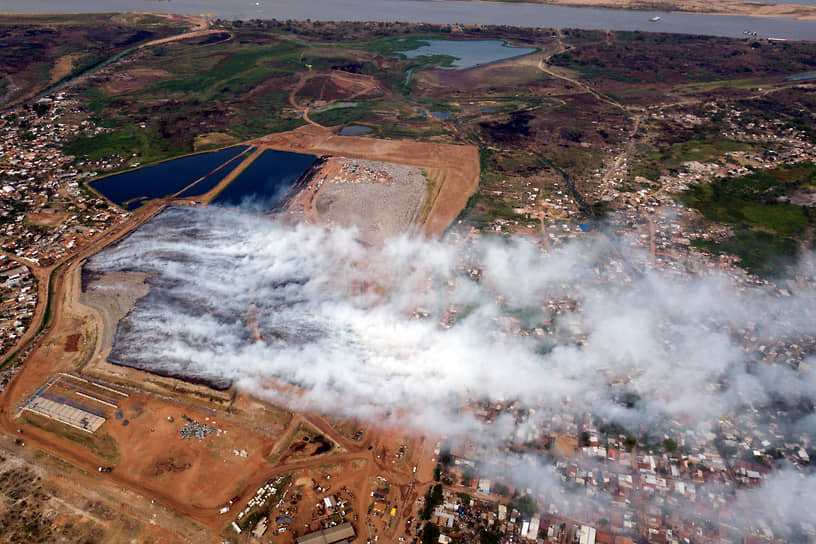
xmin=398 ymin=39 xmax=536 ymax=69
xmin=339 ymin=125 xmax=374 ymax=136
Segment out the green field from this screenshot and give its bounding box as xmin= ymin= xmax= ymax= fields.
xmin=683 ymin=163 xmax=816 ymax=276
xmin=630 ymin=139 xmax=755 ymax=181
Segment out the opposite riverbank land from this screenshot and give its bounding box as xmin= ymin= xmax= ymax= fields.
xmin=3 ymin=0 xmax=816 ymax=40
xmin=437 ymin=0 xmax=816 ymax=21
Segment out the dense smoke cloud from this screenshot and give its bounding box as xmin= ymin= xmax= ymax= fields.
xmin=86 ymin=206 xmax=816 ymax=531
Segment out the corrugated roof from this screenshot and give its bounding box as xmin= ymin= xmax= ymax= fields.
xmin=323 ymin=524 xmax=355 ymax=541
xmin=296 ymin=522 xmax=355 ymax=544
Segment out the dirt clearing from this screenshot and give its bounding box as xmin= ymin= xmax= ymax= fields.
xmin=194 ymin=131 xmax=238 ymax=151
xmin=102 ymin=67 xmax=173 ymax=95
xmin=258 ymin=125 xmax=479 ymax=239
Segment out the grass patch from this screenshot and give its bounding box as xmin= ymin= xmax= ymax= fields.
xmin=631 ymin=139 xmax=754 ymax=180
xmin=149 ymin=47 xmax=299 ymax=97
xmin=674 ymin=77 xmax=765 ymax=94
xmin=379 ymin=123 xmax=448 ymax=139
xmin=682 ymin=162 xmax=816 ymax=276
xmin=63 ymin=125 xmax=179 ymax=163
xmin=360 ymin=36 xmax=433 ymax=56
xmin=458 ymin=192 xmax=520 ymax=227
xmin=310 ymin=101 xmax=372 ymax=126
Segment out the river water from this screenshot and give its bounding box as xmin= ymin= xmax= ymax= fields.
xmin=4 ymin=0 xmax=816 ymax=40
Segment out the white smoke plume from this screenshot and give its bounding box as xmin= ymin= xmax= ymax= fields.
xmin=85 ymin=206 xmax=816 ymax=533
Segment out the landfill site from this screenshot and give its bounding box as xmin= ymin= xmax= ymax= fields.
xmin=0 ymin=125 xmax=476 ymax=543
xmin=1 ymin=233 xmax=439 ymax=543
xmin=285 ymin=156 xmax=430 ymax=246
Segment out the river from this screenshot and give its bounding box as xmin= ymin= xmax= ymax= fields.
xmin=4 ymin=0 xmax=816 ymax=40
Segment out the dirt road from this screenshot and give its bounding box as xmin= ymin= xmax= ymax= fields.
xmin=290 ymin=70 xmax=387 ymax=129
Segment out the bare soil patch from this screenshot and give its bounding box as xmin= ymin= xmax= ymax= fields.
xmin=48 ymin=53 xmax=81 ymax=85
xmin=25 ymin=210 xmax=69 ymax=228
xmin=416 ymin=52 xmax=552 ymax=95
xmin=258 ymin=125 xmax=479 ymax=238
xmin=193 ymin=131 xmax=238 ymax=151
xmin=63 ymin=333 xmax=80 ymax=352
xmin=553 ymin=434 xmax=578 ymax=457
xmin=102 ymin=67 xmax=172 ymax=95
xmin=295 ymin=70 xmax=384 ymax=107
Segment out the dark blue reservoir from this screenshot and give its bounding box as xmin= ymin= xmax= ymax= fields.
xmin=90 ymin=146 xmax=250 ymax=209
xmin=211 ymin=149 xmax=317 ymax=210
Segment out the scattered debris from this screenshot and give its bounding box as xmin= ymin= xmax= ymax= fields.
xmin=179 ymin=414 xmax=216 ymax=440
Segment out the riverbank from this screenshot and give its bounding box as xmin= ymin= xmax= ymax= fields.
xmin=3 ymin=1 xmax=816 ymax=39
xmin=436 ymin=0 xmax=816 ymax=21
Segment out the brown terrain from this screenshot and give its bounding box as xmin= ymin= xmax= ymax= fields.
xmin=0 ymin=232 xmax=439 ymax=541
xmin=0 ymin=117 xmax=474 ymax=540
xmin=1 ymin=15 xmax=476 ymax=534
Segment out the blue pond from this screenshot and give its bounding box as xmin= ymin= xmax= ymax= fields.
xmin=398 ymin=39 xmax=537 ymax=69
xmin=786 ymin=72 xmax=816 ymax=82
xmin=90 ymin=146 xmax=250 ymax=209
xmin=212 ymin=149 xmax=317 ymax=210
xmin=339 ymin=125 xmax=374 ymax=136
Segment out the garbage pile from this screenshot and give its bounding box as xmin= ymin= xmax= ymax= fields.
xmin=179 ymin=414 xmax=216 ymax=440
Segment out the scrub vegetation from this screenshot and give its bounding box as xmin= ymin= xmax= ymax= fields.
xmin=683 ymin=163 xmax=816 ymax=276
xmin=17 ymin=17 xmax=812 ymax=272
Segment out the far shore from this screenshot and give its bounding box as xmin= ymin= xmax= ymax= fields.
xmin=434 ymin=0 xmax=816 ymax=21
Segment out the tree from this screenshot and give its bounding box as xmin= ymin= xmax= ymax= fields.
xmin=421 ymin=523 xmax=440 ymax=544
xmin=663 ymin=438 xmax=678 ymax=452
xmin=478 ymin=528 xmax=504 ymax=544
xmin=493 ymin=483 xmax=510 ymax=496
xmin=511 ymin=495 xmax=536 ymax=518
xmin=421 ymin=484 xmax=444 ymax=520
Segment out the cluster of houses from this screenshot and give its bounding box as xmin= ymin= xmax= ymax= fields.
xmin=0 ymin=92 xmax=130 ymax=364
xmin=0 ymin=94 xmax=127 ymax=268
xmin=0 ymin=255 xmax=35 ymax=362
